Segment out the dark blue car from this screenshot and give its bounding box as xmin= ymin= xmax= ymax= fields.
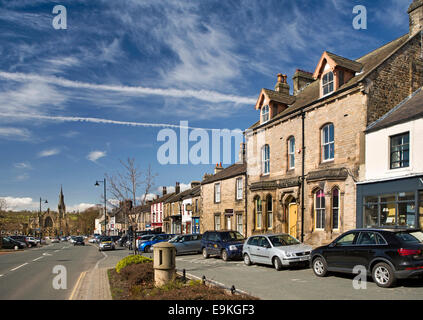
xmin=138 ymin=233 xmax=175 ymax=253
xmin=201 ymin=231 xmax=245 ymax=261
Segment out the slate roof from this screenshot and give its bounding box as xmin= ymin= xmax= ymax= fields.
xmin=202 ymin=163 xmax=247 ymax=185
xmin=249 ymin=33 xmax=414 ymax=130
xmin=366 ymin=87 xmax=423 ymax=133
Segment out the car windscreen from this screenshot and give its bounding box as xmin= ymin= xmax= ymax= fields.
xmin=76 ymin=237 xmax=83 ymax=241
xmin=269 ymin=234 xmax=300 ymax=247
xmin=141 ymin=235 xmax=154 ymax=240
xmin=220 ymin=231 xmax=244 ymax=242
xmin=169 ymin=236 xmax=182 ymax=243
xmin=101 ymin=237 xmax=112 ymax=241
xmin=396 ymin=231 xmax=423 ymax=244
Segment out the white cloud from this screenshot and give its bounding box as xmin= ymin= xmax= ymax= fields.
xmin=67 ymin=203 xmax=97 ymax=213
xmin=38 ymin=148 xmax=60 ymax=158
xmin=0 ymin=196 xmax=38 ymax=211
xmin=0 ymin=127 xmax=31 ymax=141
xmin=0 ymin=71 xmax=256 ymax=105
xmin=14 ymin=162 xmax=32 ymax=169
xmin=87 ymin=150 xmax=107 ymax=162
xmin=15 ymin=173 xmax=30 ymax=181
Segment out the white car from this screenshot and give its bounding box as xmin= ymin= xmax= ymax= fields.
xmin=88 ymin=238 xmax=97 ymax=243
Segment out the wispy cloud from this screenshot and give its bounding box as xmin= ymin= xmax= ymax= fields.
xmin=87 ymin=150 xmax=107 ymax=162
xmin=0 ymin=127 xmax=31 ymax=141
xmin=0 ymin=71 xmax=256 ymax=105
xmin=14 ymin=162 xmax=32 ymax=169
xmin=38 ymin=148 xmax=60 ymax=158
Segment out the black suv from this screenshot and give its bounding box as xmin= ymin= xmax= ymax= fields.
xmin=311 ymin=228 xmax=423 ymax=288
xmin=201 ymin=230 xmax=245 ymax=261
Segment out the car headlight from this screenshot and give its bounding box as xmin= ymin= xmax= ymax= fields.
xmin=283 ymin=251 xmax=293 ymax=258
xmin=229 ymin=245 xmax=238 ymax=251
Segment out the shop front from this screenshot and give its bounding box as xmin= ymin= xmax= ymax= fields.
xmin=357 ymin=176 xmax=423 ymax=230
xmin=170 ymin=215 xmax=182 ymax=234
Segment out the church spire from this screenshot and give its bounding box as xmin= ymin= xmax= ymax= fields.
xmin=58 ymin=185 xmax=66 ymax=217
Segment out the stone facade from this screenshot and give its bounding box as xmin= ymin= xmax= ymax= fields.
xmin=200 ymin=163 xmax=247 ymax=236
xmin=245 ymin=13 xmax=422 ymax=246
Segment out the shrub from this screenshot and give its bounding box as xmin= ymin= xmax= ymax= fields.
xmin=115 ymin=255 xmax=153 ymax=274
xmin=121 ymin=262 xmax=154 ymax=286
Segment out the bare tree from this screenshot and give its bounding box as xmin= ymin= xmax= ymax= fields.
xmin=106 ymin=158 xmax=157 ymax=230
xmin=0 ymin=198 xmax=7 ymax=212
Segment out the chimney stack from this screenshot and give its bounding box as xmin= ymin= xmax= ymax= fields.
xmin=409 ymin=0 xmax=423 ymax=36
xmin=175 ymin=182 xmax=180 ymax=194
xmin=190 ymin=181 xmax=201 ymax=188
xmin=162 ymin=186 xmax=167 ymax=196
xmin=238 ymin=142 xmax=246 ymax=163
xmin=293 ymin=69 xmax=314 ymax=95
xmin=274 ymin=73 xmax=290 ymax=95
xmin=214 ymin=163 xmax=224 ymax=174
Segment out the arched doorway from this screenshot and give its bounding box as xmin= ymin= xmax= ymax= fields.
xmin=44 ymin=216 xmax=53 ymax=228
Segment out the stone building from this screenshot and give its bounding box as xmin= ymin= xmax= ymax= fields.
xmin=153 ymin=186 xmax=175 ymax=233
xmin=245 ymin=1 xmax=423 ymax=246
xmin=29 ymin=187 xmax=70 ymax=237
xmin=201 ymin=162 xmax=247 ymax=236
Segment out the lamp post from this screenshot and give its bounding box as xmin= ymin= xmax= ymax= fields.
xmin=95 ymin=178 xmax=107 ymax=236
xmin=39 ymin=198 xmax=48 ymax=240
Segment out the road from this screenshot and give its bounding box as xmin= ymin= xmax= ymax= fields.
xmin=0 ymin=242 xmax=130 ymax=300
xmin=163 ymin=253 xmax=423 ymax=300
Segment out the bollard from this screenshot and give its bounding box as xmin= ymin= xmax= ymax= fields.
xmin=182 ymin=269 xmax=186 ymax=283
xmin=231 ymin=285 xmax=236 ymax=295
xmin=153 ymin=242 xmax=176 ymax=286
xmin=202 ymin=275 xmax=206 ymax=285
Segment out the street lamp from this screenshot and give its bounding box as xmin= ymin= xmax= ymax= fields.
xmin=95 ymin=178 xmax=107 ymax=236
xmin=39 ymin=198 xmax=48 ymax=239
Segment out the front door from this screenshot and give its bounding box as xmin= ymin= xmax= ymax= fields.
xmin=288 ymin=203 xmax=298 ymax=239
xmin=226 ymin=215 xmax=231 ymax=230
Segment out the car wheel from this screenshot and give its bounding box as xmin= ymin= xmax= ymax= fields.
xmin=221 ymin=249 xmax=229 ymax=261
xmin=244 ymin=253 xmax=252 ymax=266
xmin=202 ymin=248 xmax=209 ymax=259
xmin=372 ymin=262 xmax=396 ymax=288
xmin=273 ymin=257 xmax=283 ymax=271
xmin=312 ymin=257 xmax=328 ymax=277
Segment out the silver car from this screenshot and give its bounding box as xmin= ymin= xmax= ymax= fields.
xmin=168 ymin=234 xmax=202 ymax=255
xmin=242 ymin=234 xmax=312 ymax=270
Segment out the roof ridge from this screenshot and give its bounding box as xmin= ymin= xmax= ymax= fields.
xmin=366 ymin=87 xmax=422 ymax=131
xmin=356 ymin=33 xmax=408 ymax=62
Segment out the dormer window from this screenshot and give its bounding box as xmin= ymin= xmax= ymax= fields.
xmin=322 ymin=72 xmax=334 ymax=96
xmin=261 ymin=105 xmax=270 ymax=123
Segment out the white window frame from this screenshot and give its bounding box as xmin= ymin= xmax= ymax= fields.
xmin=236 ymin=214 xmax=243 ymax=235
xmin=267 ymin=196 xmax=273 ymax=229
xmin=214 ymin=183 xmax=221 ymax=203
xmin=236 ymin=178 xmax=243 ymax=200
xmin=322 ymin=71 xmax=334 ymax=96
xmin=256 ymin=198 xmax=262 ymax=229
xmin=262 ymin=145 xmax=270 ymax=175
xmin=288 ymin=137 xmax=295 ymax=169
xmin=315 ymin=190 xmax=326 ymax=230
xmin=261 ymin=105 xmax=270 ymax=123
xmin=332 ymin=188 xmax=340 ymax=230
xmin=214 ymin=214 xmax=221 ymax=231
xmin=322 ymin=124 xmax=335 ymax=162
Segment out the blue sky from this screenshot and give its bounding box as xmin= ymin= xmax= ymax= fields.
xmin=0 ymin=0 xmax=412 ymax=212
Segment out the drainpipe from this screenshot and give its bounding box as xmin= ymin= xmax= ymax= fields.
xmin=244 ymin=171 xmax=248 ymax=237
xmin=301 ymin=110 xmax=306 ymax=243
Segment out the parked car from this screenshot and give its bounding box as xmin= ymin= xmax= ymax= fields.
xmin=139 ymin=234 xmax=175 ymax=253
xmin=9 ymin=236 xmax=29 ymax=247
xmin=1 ymin=237 xmax=26 ymax=249
xmin=25 ymin=236 xmax=38 ymax=247
xmin=60 ymin=236 xmax=68 ymax=242
xmin=110 ymin=235 xmax=120 ymax=243
xmin=88 ymin=237 xmax=97 ymax=243
xmin=99 ymin=237 xmax=115 ymax=251
xmin=51 ymin=237 xmax=60 ymax=243
xmin=243 ymin=233 xmax=312 ymax=270
xmin=117 ymin=235 xmax=127 ymax=247
xmin=169 ymin=234 xmax=202 ymax=255
xmin=73 ymin=236 xmax=85 ymax=246
xmin=201 ymin=231 xmax=245 ymax=261
xmin=311 ymin=228 xmax=423 ymax=288
xmin=136 ymin=234 xmax=155 ymax=249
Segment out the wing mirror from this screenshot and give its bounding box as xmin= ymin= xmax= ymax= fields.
xmin=329 ymin=242 xmax=337 ymax=248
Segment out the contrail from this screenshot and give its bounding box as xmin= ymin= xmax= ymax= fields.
xmin=0 ymin=112 xmax=231 ymax=131
xmin=0 ymin=71 xmax=256 ymax=105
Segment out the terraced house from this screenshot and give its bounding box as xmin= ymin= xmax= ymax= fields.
xmin=245 ymin=0 xmax=423 ymax=246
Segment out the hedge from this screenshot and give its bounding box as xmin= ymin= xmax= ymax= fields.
xmin=115 ymin=255 xmax=153 ymax=274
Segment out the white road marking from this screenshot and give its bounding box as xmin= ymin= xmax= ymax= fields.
xmin=32 ymin=256 xmax=44 ymax=262
xmin=54 ymin=250 xmax=60 ymax=252
xmin=43 ymin=252 xmax=52 ymax=256
xmin=94 ymin=250 xmax=108 ymax=269
xmin=10 ymin=263 xmax=28 ymax=271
